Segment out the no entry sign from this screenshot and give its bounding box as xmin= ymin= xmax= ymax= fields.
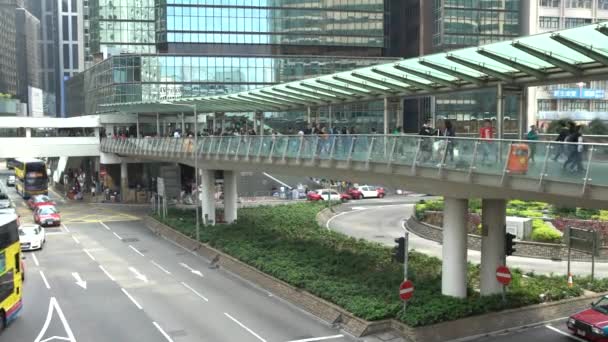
xmin=399 ymin=280 xmax=414 ymax=301
xmin=496 ymin=266 xmax=512 ymax=285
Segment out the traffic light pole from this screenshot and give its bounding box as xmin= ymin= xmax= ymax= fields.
xmin=502 ymin=250 xmax=507 ymax=303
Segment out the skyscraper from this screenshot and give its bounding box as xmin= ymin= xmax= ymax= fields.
xmin=523 ymin=0 xmax=608 ymax=129
xmin=68 ymin=0 xmax=403 ymax=133
xmin=403 ymin=0 xmax=523 ymax=133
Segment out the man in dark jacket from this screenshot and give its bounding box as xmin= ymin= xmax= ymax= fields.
xmin=552 ymin=122 xmax=570 ymax=161
xmin=418 ymin=119 xmax=434 ymax=161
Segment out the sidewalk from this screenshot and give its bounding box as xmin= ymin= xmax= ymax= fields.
xmin=326 ymin=203 xmax=608 ymax=278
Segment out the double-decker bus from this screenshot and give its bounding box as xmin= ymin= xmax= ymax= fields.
xmin=0 ymin=214 xmax=22 ymax=331
xmin=14 ymin=158 xmax=48 ymax=199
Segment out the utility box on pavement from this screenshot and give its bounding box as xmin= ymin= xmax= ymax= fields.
xmin=506 ymin=216 xmax=533 ymax=240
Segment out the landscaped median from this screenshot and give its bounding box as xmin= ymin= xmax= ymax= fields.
xmin=151 ymin=203 xmax=608 ymax=339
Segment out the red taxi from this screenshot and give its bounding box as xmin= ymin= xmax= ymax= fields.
xmin=568 ymin=296 xmax=608 ymax=341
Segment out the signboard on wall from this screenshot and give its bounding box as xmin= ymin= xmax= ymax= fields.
xmin=28 ymin=86 xmax=44 ymax=117
xmin=553 ymin=88 xmax=605 ymax=99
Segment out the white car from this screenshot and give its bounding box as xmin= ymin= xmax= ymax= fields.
xmin=19 ymin=224 xmax=46 ymax=251
xmin=356 ymin=185 xmax=386 ymax=199
xmin=6 ymin=175 xmax=15 ymax=186
xmin=308 ymin=189 xmax=342 ymax=201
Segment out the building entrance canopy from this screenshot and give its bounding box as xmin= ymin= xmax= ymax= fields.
xmin=104 ymin=23 xmax=608 ymax=114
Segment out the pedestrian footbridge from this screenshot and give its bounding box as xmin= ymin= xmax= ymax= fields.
xmin=0 ymin=116 xmax=101 ymax=158
xmin=101 ymin=135 xmax=608 ymax=209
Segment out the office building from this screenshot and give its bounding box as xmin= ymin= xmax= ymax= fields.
xmin=68 ymin=0 xmax=401 ymax=133
xmin=523 ymin=0 xmax=608 ymax=129
xmin=402 ymin=0 xmax=522 ymax=134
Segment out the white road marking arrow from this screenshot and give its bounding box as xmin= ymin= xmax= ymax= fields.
xmin=71 ymin=272 xmax=87 ymax=289
xmin=179 ymin=262 xmax=203 ymax=277
xmin=128 ymin=267 xmax=149 ymax=283
xmin=35 ymin=297 xmax=78 ymax=342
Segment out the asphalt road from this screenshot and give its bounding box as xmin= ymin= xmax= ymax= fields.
xmin=328 ymin=201 xmax=608 ymax=277
xmin=0 ymin=172 xmax=352 ymax=342
xmin=468 ymin=319 xmax=587 ymax=342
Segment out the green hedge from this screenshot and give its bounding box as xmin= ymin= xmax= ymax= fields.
xmin=155 ymin=203 xmax=592 ymax=327
xmin=530 ymin=219 xmax=562 ymax=243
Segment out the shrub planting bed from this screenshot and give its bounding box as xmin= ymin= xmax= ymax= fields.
xmin=154 ymin=203 xmax=605 ymax=327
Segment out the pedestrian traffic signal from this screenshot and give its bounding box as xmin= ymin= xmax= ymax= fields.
xmin=392 ymin=237 xmax=405 ymax=263
xmin=505 ymin=233 xmax=517 ymax=256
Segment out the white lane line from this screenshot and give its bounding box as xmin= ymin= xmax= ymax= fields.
xmin=224 ymin=313 xmax=267 ymax=342
xmin=121 ymin=288 xmax=143 ymax=310
xmin=62 ymin=224 xmax=70 ymax=233
xmin=151 ymin=260 xmax=171 ymax=275
xmin=325 ymin=211 xmax=349 ymax=230
xmin=113 ymin=232 xmax=122 ymax=240
xmin=32 ymin=253 xmax=39 ymax=266
xmin=129 ymin=245 xmax=145 ymax=257
xmin=99 ymin=265 xmax=115 ymax=281
xmin=286 ymin=335 xmax=345 ymax=342
xmin=545 ymin=325 xmax=587 ymax=342
xmin=39 ymin=270 xmax=50 ymax=289
xmin=83 ymin=249 xmax=96 ymax=261
xmin=100 ymin=222 xmax=111 ymax=231
xmin=152 ymin=322 xmax=174 ymax=342
xmin=181 ymin=282 xmax=209 ymax=302
xmin=72 ymin=235 xmax=80 ymax=244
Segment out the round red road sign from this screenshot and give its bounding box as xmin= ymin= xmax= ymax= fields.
xmin=496 ymin=266 xmax=512 ymax=285
xmin=399 ymin=280 xmax=414 ymax=301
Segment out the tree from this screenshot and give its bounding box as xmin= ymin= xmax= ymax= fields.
xmin=547 ymin=118 xmax=574 ymax=133
xmin=587 ymin=118 xmax=608 ymax=135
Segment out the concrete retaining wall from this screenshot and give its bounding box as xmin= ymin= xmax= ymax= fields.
xmin=406 ymin=217 xmax=608 ymax=262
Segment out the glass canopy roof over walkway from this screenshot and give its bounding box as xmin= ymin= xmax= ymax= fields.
xmin=105 ymin=23 xmax=608 ymax=114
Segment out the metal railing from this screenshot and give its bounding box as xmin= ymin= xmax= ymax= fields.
xmin=101 ymin=135 xmax=608 ymax=193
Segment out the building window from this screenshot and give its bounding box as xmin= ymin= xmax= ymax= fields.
xmin=565 ymin=0 xmax=592 ymax=8
xmin=540 ymin=0 xmax=560 ymax=7
xmin=62 ymin=0 xmax=68 ymax=12
xmin=539 ymin=16 xmax=560 ymax=29
xmin=72 ymin=45 xmax=79 ymax=70
xmin=561 ymin=100 xmax=590 ymax=111
xmin=538 ymin=99 xmax=557 ymax=111
xmin=565 ymin=17 xmax=592 ymax=28
xmin=600 ymin=0 xmax=608 ymax=10
xmin=71 ymin=0 xmax=77 ymax=13
xmin=71 ymin=16 xmax=78 ymax=41
xmin=594 ymin=101 xmax=608 ymax=111
xmin=63 ymin=44 xmax=70 ymax=69
xmin=62 ymin=16 xmax=69 ymax=41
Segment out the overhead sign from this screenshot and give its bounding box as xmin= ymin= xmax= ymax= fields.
xmin=565 ymin=226 xmax=599 ymax=256
xmin=496 ymin=266 xmax=512 ymax=285
xmin=157 ymin=177 xmax=165 ymax=197
xmin=399 ymin=280 xmax=414 ymax=301
xmin=553 ymin=88 xmax=605 ymax=99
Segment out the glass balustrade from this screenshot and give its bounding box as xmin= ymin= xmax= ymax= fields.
xmin=101 ymin=136 xmax=608 ymax=191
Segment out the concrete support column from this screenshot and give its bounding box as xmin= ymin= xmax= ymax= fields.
xmin=518 ymin=89 xmax=528 ymax=140
xmin=212 ymin=113 xmax=217 ymax=134
xmin=260 ymin=113 xmax=265 ymax=135
xmin=223 ymin=171 xmax=238 ymax=224
xmin=307 ymin=107 xmax=312 ymax=125
xmin=136 ymin=113 xmax=140 ymax=138
xmin=480 ymin=199 xmax=507 ymax=296
xmin=383 ymin=97 xmax=389 ymax=134
xmin=442 ymin=197 xmax=469 ymax=298
xmin=328 ymin=105 xmax=333 ymax=130
xmin=120 ymin=161 xmax=128 ymax=202
xmin=396 ymin=98 xmax=403 ymax=129
xmin=181 ymin=113 xmax=185 ymax=133
xmin=200 ymin=169 xmax=216 ymax=225
xmin=156 ymin=113 xmax=160 ymax=136
xmin=496 ymin=84 xmax=504 ymax=140
xmin=26 ymin=128 xmax=31 ymax=138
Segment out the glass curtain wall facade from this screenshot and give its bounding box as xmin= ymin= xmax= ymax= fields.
xmin=431 ymin=0 xmax=522 ymax=133
xmin=89 ymin=0 xmax=156 ymax=57
xmin=157 ymin=0 xmax=385 ymax=49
